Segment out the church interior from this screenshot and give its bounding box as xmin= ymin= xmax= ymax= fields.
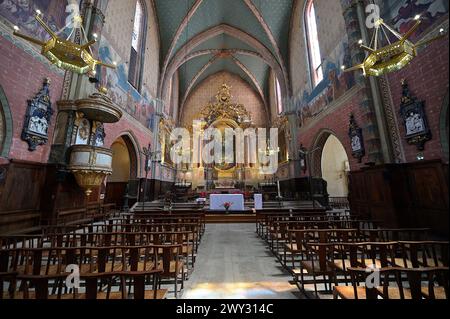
xmin=0 ymin=0 xmax=449 ymax=302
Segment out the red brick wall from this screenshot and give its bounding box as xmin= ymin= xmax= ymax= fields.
xmin=297 ymin=88 xmax=369 ymax=174
xmin=387 ymin=33 xmax=449 ymax=163
xmin=297 ymin=33 xmax=449 ymax=171
xmin=0 ymin=36 xmax=64 ymax=163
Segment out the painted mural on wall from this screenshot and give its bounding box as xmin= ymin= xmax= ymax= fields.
xmin=297 ymin=36 xmax=356 ymax=127
xmin=382 ymin=0 xmax=448 ymax=39
xmin=0 ymin=0 xmax=77 ymax=39
xmin=97 ymin=36 xmax=157 ymax=132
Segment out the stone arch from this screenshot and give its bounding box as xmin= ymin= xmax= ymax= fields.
xmin=111 ymin=131 xmax=141 ymax=179
xmin=310 ymin=129 xmax=335 ymax=177
xmin=440 ymin=92 xmax=449 ymax=162
xmin=310 ymin=129 xmax=350 ymax=197
xmin=160 ymin=24 xmax=288 ymax=104
xmin=0 ymin=85 xmax=13 ymax=158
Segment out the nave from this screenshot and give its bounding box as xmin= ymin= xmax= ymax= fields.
xmin=182 ymin=223 xmax=298 ymax=299
xmin=1 ymin=205 xmax=448 ymax=300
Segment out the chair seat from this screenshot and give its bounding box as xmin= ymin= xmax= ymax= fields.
xmin=334 ymin=286 xmax=369 ymax=299
xmin=181 ymin=246 xmax=193 ymax=255
xmin=293 ymin=268 xmax=308 ymax=276
xmin=333 ymin=259 xmax=384 ymax=271
xmin=137 ymin=262 xmax=156 ymax=271
xmin=144 ymin=289 xmax=168 ymax=299
xmin=334 ymin=286 xmax=413 ymax=299
xmin=158 ymin=261 xmax=184 ymax=275
xmin=17 ymin=264 xmax=95 ymax=276
xmin=394 ymin=258 xmax=446 ymax=268
xmin=422 ymin=286 xmax=447 ymax=299
xmin=300 ymin=260 xmax=334 ymax=274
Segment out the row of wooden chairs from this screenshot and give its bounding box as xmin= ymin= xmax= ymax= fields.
xmin=0 ymin=243 xmax=183 ymax=299
xmin=334 ymin=266 xmax=449 ymax=299
xmin=256 ymin=211 xmax=449 ymax=299
xmin=1 ymin=211 xmax=207 ymax=299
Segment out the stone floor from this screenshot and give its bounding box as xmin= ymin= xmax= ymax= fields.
xmin=181 ymin=223 xmax=301 ymax=299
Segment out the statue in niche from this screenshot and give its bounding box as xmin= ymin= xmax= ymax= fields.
xmin=75 ymin=118 xmax=91 ymax=145
xmin=348 ymin=113 xmax=365 ymax=163
xmin=351 ymin=134 xmax=362 ymax=152
xmin=93 ymin=122 xmax=106 ymax=147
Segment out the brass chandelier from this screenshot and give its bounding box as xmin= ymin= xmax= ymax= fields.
xmin=13 ymin=10 xmax=115 ymax=77
xmin=344 ymin=15 xmax=447 ymax=77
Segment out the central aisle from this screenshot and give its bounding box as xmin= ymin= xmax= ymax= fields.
xmin=182 ymin=223 xmax=299 ymax=299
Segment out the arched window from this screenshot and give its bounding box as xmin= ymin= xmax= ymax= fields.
xmin=275 ymin=77 xmax=283 ymax=114
xmin=128 ymin=0 xmax=146 ymax=91
xmin=305 ymin=0 xmax=323 ymax=87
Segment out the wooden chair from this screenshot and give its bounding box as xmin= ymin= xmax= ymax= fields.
xmin=0 ymin=271 xmax=18 ymax=299
xmin=13 ymin=270 xmax=166 ymax=299
xmin=154 ymin=244 xmax=185 ymax=298
xmin=334 ymin=267 xmax=449 ymax=300
xmin=297 ymin=242 xmax=340 ymax=298
xmin=334 ymin=267 xmax=399 ymax=299
xmin=398 ymin=241 xmax=449 ymax=268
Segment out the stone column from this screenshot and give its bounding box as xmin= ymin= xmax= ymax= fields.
xmin=49 ymin=0 xmax=107 ymax=164
xmin=148 ymin=99 xmax=165 ymax=200
xmin=340 ymin=0 xmax=384 ymax=164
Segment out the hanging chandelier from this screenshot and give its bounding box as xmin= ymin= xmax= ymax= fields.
xmin=343 ymin=15 xmax=447 ymax=77
xmin=13 ymin=10 xmax=116 ymax=78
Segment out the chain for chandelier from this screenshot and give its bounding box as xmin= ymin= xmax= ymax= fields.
xmin=343 ymin=0 xmax=447 ymax=77
xmin=12 ymin=7 xmax=116 ymax=78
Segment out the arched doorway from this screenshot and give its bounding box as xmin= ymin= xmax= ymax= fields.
xmin=320 ymin=135 xmax=349 ymax=197
xmin=105 ymin=135 xmax=139 ymax=207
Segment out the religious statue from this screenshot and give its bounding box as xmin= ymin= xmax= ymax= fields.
xmin=348 ymin=113 xmax=365 ymax=163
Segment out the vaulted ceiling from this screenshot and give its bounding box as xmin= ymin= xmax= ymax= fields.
xmin=153 ymin=0 xmax=294 ymax=121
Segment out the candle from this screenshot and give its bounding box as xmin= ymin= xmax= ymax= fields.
xmin=277 ymin=180 xmax=281 ymax=197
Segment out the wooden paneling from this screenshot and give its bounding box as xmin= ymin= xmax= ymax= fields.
xmin=0 ymin=160 xmax=47 ymax=234
xmin=0 ymin=161 xmax=102 ymax=233
xmin=105 ymin=182 xmax=127 ymax=208
xmin=0 ymin=160 xmax=46 ymax=212
xmin=349 ymin=160 xmax=449 ymax=235
xmin=405 ymin=161 xmax=449 ymax=235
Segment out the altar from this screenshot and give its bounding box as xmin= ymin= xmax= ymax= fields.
xmin=210 ymin=194 xmax=245 ymax=211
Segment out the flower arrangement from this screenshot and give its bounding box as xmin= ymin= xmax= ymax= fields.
xmin=222 ymin=202 xmax=233 ymax=211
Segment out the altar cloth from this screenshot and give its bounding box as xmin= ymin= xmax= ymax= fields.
xmin=210 ymin=194 xmax=245 ymax=211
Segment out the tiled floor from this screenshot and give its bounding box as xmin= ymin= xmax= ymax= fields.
xmin=181 ymin=223 xmax=301 ymax=299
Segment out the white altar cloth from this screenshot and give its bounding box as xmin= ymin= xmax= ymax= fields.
xmin=210 ymin=194 xmax=245 ymax=211
xmin=254 ymin=194 xmax=263 ymax=210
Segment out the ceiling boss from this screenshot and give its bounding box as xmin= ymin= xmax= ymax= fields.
xmin=12 ymin=9 xmax=116 ymax=81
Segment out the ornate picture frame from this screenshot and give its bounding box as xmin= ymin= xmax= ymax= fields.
xmin=348 ymin=113 xmax=365 ymax=163
xmin=22 ymin=79 xmax=54 ymax=151
xmin=399 ymin=80 xmax=431 ymax=151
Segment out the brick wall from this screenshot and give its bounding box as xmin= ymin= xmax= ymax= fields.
xmin=103 ymin=113 xmax=153 ymax=179
xmin=181 ymin=71 xmax=268 ymax=127
xmin=0 ymin=35 xmax=64 ymax=163
xmin=297 ymin=87 xmax=368 ymax=173
xmin=387 ymin=33 xmax=449 ymax=163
